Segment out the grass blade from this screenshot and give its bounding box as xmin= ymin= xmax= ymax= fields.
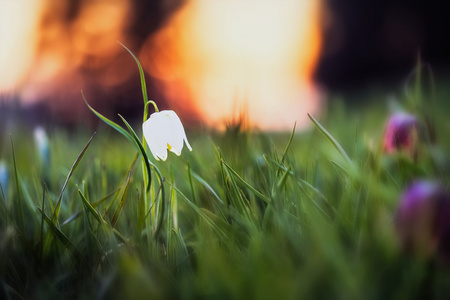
xmin=61 ymin=187 xmax=120 ymax=226
xmin=221 ymin=159 xmax=271 ymax=204
xmin=172 ymin=185 xmax=229 ymax=242
xmin=118 ymin=42 xmax=148 ymax=108
xmin=38 ymin=207 xmax=86 ymax=267
xmin=191 ymin=171 xmax=224 ymax=205
xmin=281 ymin=121 xmax=296 ymax=164
xmin=307 ymin=113 xmax=352 ymax=165
xmin=111 ymin=170 xmax=132 ymax=227
xmin=82 ymin=91 xmax=135 ymax=145
xmin=10 ymin=135 xmax=24 ymax=233
xmin=52 ymin=132 xmax=95 ymax=225
xmin=78 ymin=189 xmax=104 ymax=225
xmin=187 ymin=163 xmax=197 ymax=205
xmin=40 ymin=184 xmax=46 ymax=264
xmin=151 ymin=162 xmax=166 ymax=240
xmin=78 ymin=189 xmax=128 ymax=244
xmin=118 ymin=114 xmax=152 ymax=191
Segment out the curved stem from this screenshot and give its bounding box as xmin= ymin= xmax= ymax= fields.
xmin=144 ymin=100 xmax=159 ymax=122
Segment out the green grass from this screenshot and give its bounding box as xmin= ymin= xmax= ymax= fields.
xmin=1 ymin=69 xmax=450 ymax=299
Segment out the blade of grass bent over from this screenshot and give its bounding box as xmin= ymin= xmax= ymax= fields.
xmin=82 ymin=92 xmax=135 ymax=145
xmin=307 ymin=113 xmax=352 ymax=165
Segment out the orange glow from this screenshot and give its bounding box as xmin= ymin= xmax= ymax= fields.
xmin=1 ymin=0 xmax=323 ymax=130
xmin=21 ymin=0 xmax=133 ymax=105
xmin=0 ymin=0 xmax=135 ymax=124
xmin=141 ymin=0 xmax=323 ymax=130
xmin=0 ymin=1 xmax=43 ymax=92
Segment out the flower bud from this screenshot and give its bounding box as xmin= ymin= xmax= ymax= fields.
xmin=395 ymin=180 xmax=450 ymax=259
xmin=383 ymin=112 xmax=418 ymax=154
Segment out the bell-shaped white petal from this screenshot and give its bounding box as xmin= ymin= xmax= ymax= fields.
xmin=142 ymin=110 xmax=192 ymax=161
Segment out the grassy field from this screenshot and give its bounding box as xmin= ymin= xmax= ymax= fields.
xmin=1 ymin=67 xmax=450 ymax=299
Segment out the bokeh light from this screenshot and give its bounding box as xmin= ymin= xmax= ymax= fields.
xmin=141 ymin=0 xmax=323 ymax=130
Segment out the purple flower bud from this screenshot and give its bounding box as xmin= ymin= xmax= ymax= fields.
xmin=383 ymin=112 xmax=417 ymax=154
xmin=396 ymin=180 xmax=450 ymax=259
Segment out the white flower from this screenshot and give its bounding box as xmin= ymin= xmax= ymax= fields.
xmin=142 ymin=110 xmax=192 ymax=161
xmin=34 ymin=126 xmax=50 ymax=165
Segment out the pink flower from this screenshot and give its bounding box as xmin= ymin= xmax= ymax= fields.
xmin=396 ymin=180 xmax=450 ymax=259
xmin=383 ymin=112 xmax=417 ymax=154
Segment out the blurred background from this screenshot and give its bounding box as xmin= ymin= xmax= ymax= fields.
xmin=0 ymin=0 xmax=449 ymax=131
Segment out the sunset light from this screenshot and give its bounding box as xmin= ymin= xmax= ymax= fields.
xmin=0 ymin=0 xmax=323 ymax=130
xmin=141 ymin=0 xmax=323 ymax=130
xmin=0 ymin=1 xmax=42 ymax=93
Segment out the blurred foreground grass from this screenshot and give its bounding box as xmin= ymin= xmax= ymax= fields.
xmin=1 ymin=73 xmax=450 ymax=299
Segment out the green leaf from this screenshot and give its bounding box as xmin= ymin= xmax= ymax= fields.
xmin=82 ymin=91 xmax=135 ymax=145
xmin=118 ymin=114 xmax=152 ymax=192
xmin=118 ymin=42 xmax=149 ymax=113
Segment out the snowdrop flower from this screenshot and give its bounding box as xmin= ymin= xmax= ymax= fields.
xmin=383 ymin=112 xmax=418 ymax=154
xmin=34 ymin=126 xmax=50 ymax=165
xmin=142 ymin=110 xmax=192 ymax=161
xmin=395 ymin=180 xmax=450 ymax=259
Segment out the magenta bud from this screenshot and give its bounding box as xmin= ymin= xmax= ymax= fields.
xmin=396 ymin=180 xmax=450 ymax=259
xmin=383 ymin=112 xmax=418 ymax=154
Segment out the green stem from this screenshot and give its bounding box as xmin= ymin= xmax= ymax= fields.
xmin=144 ymin=100 xmax=159 ymax=123
xmin=142 ymin=100 xmax=159 ymax=241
